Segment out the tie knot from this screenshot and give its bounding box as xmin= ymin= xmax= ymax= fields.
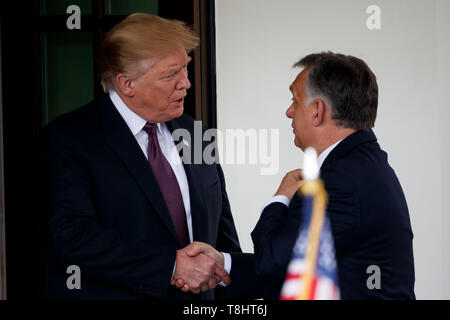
xmin=143 ymin=122 xmax=157 ymax=136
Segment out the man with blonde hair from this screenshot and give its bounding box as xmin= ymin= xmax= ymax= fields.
xmin=41 ymin=13 xmax=260 ymax=300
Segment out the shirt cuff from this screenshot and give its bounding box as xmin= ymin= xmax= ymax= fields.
xmin=260 ymin=195 xmax=290 ymax=215
xmin=218 ymin=252 xmax=231 ymax=287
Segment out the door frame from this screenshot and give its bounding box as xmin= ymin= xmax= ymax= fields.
xmin=0 ymin=16 xmax=6 ymax=301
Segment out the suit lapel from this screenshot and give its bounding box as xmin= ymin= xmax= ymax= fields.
xmin=99 ymin=95 xmax=179 ymax=244
xmin=168 ymin=116 xmax=209 ymax=243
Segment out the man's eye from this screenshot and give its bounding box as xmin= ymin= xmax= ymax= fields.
xmin=162 ymin=73 xmax=175 ymax=80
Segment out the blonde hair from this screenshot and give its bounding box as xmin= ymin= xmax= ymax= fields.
xmin=99 ymin=13 xmax=199 ymax=91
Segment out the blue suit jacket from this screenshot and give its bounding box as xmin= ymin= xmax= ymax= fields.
xmin=251 ymin=130 xmax=415 ymax=299
xmin=40 ymin=94 xmax=261 ymax=300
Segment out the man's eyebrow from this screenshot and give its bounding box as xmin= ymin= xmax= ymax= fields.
xmin=164 ymin=57 xmax=192 ymax=72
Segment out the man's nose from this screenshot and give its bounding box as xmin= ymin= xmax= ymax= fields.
xmin=176 ymin=71 xmax=191 ymax=90
xmin=286 ymin=104 xmax=294 ymax=119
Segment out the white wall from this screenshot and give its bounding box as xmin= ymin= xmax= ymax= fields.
xmin=437 ymin=0 xmax=450 ymax=301
xmin=215 ymin=0 xmax=450 ymax=299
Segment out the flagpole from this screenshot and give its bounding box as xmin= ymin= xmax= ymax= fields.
xmin=296 ymin=148 xmax=328 ymax=300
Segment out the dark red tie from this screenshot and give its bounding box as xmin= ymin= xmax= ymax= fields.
xmin=143 ymin=122 xmax=190 ymax=248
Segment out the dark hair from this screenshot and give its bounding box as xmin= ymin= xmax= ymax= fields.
xmin=294 ymin=51 xmax=378 ymax=130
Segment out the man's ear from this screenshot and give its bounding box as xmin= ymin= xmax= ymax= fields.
xmin=115 ymin=74 xmax=135 ymax=97
xmin=312 ymin=98 xmax=326 ymax=127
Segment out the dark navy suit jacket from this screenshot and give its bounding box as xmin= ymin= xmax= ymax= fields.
xmin=40 ymin=94 xmax=261 ymax=300
xmin=251 ymin=130 xmax=415 ymax=299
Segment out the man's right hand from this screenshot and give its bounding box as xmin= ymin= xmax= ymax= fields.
xmin=172 ymin=243 xmax=230 ymax=294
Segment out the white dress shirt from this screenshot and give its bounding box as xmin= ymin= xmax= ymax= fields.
xmin=261 ymin=139 xmax=343 ymax=212
xmin=109 ymin=90 xmax=231 ymax=280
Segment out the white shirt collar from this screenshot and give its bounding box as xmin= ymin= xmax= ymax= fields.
xmin=109 ymin=89 xmax=163 ymax=136
xmin=317 ymin=139 xmax=343 ymax=169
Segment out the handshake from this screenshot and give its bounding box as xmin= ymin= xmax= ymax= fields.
xmin=170 ymin=241 xmax=231 ymax=294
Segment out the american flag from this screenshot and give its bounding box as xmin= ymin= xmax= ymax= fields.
xmin=279 ymin=180 xmax=340 ymax=300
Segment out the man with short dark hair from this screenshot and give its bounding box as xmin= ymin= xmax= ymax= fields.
xmin=252 ymin=52 xmax=415 ymax=299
